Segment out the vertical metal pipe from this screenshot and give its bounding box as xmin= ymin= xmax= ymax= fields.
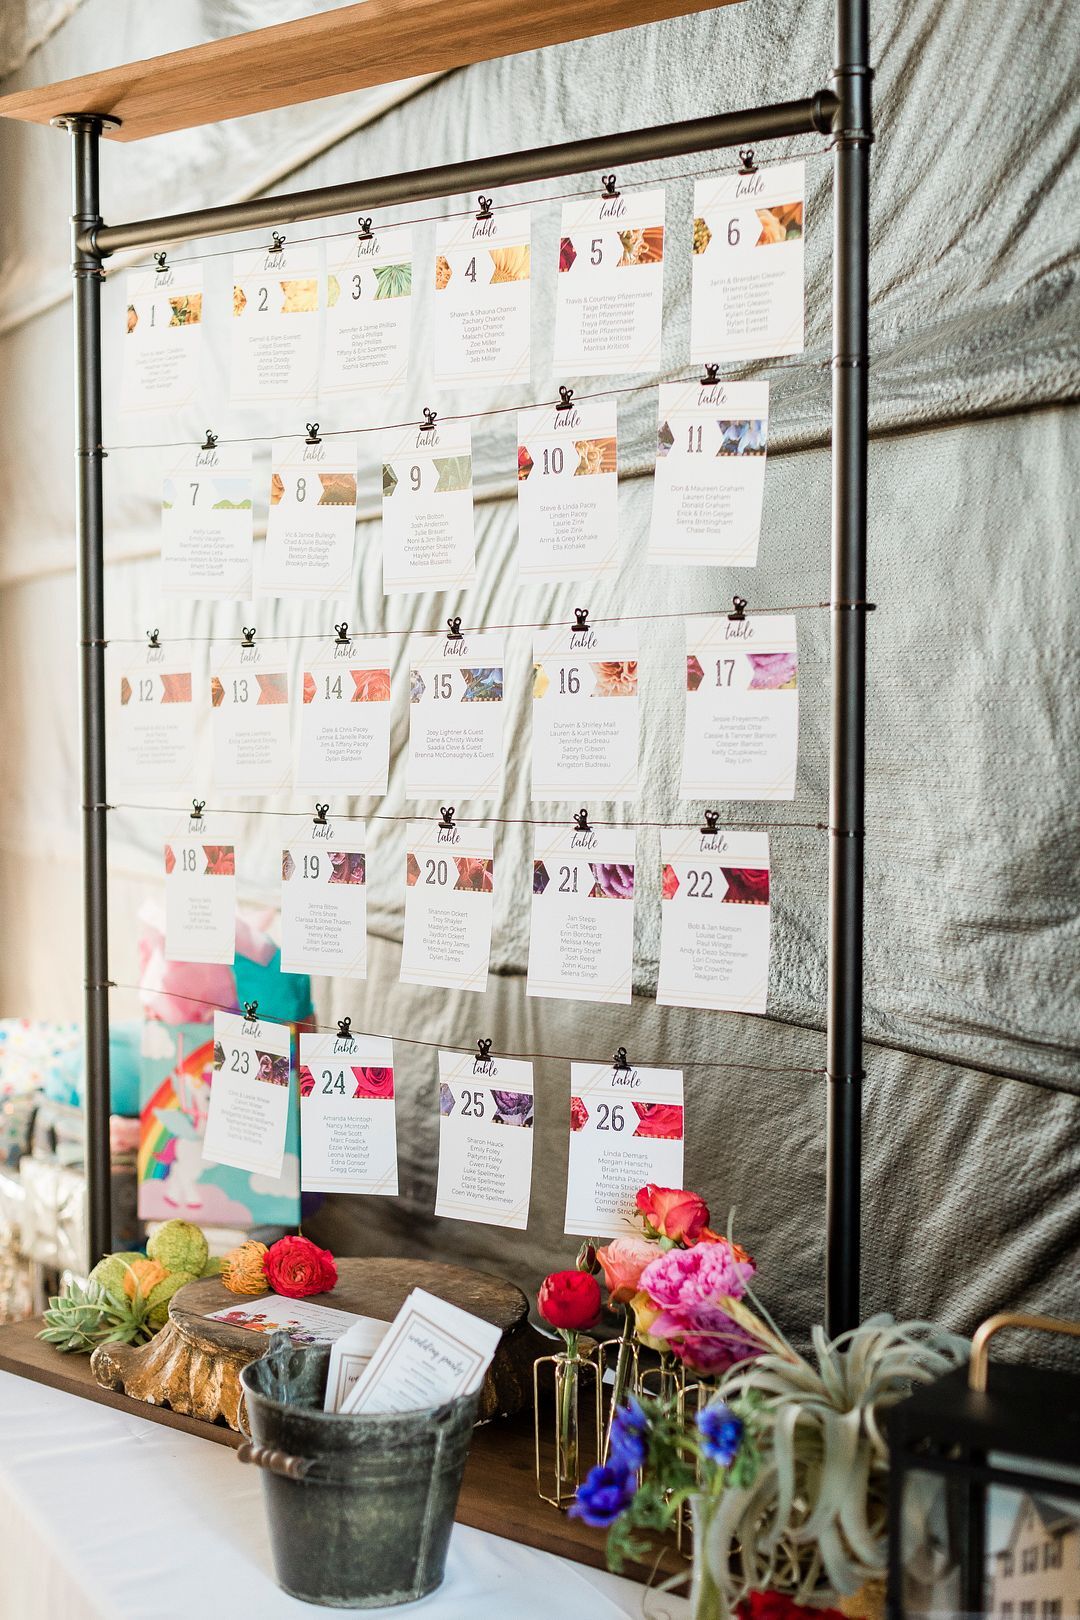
xmin=65 ymin=113 xmax=113 ymax=1265
xmin=826 ymin=0 xmax=872 ymax=1337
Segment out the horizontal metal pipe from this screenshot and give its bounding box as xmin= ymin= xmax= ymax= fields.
xmin=88 ymin=92 xmax=838 ymax=255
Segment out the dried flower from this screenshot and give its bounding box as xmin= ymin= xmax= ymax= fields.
xmin=222 ymin=1240 xmax=269 ymax=1296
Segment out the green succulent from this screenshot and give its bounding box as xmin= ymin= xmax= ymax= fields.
xmin=38 ymin=1279 xmax=155 ymax=1355
xmin=146 ymin=1219 xmax=208 ymax=1277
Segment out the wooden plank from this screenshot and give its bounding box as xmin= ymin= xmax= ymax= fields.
xmin=0 ymin=0 xmax=740 ymax=144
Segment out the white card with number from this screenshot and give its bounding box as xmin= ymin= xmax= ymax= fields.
xmin=381 ymin=418 xmax=475 ymax=594
xmin=435 ymin=1048 xmax=534 ymax=1229
xmin=299 ymin=1031 xmax=397 ymax=1196
xmin=113 ymin=642 xmax=195 ymax=788
xmin=526 ymin=823 xmax=635 ymax=1004
xmin=406 ymin=632 xmax=505 ymax=800
xmin=210 ymin=642 xmax=291 ymax=794
xmin=261 ymin=438 xmax=357 ymax=597
xmin=516 ymin=399 xmax=619 ymax=580
xmin=164 ymin=812 xmax=235 ymax=966
xmin=691 ymin=162 xmax=805 ymax=363
xmin=281 ymin=827 xmax=367 ymax=979
xmin=161 ymin=443 xmax=254 ymax=600
xmin=657 ymin=827 xmax=771 ymax=1013
xmin=647 ymin=379 xmax=769 ymax=568
xmin=121 ymin=262 xmax=202 ymax=412
xmin=564 ymin=1062 xmax=684 ymax=1238
xmin=203 ymin=1009 xmax=292 ymax=1178
xmin=682 ymin=615 xmax=798 ymax=800
xmin=230 ymin=241 xmax=321 ymax=402
xmin=531 ymin=622 xmax=639 ymax=801
xmin=296 ymin=637 xmax=392 ymax=794
xmin=323 ymin=224 xmax=413 ymax=394
xmin=553 ymin=188 xmax=665 ymax=377
xmin=433 ymin=207 xmax=531 ymax=387
xmin=400 ymin=820 xmax=493 ymax=994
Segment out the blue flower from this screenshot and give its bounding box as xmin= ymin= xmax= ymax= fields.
xmin=696 ymin=1401 xmax=743 ymax=1466
xmin=568 ymin=1463 xmax=637 ymax=1527
xmin=608 ymin=1396 xmax=649 ymax=1472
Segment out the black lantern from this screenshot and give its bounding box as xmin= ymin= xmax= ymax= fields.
xmin=886 ymin=1313 xmax=1080 ymax=1620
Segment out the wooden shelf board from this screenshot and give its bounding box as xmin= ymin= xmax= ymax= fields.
xmin=0 ymin=0 xmax=741 ymax=144
xmin=0 ymin=1316 xmax=684 ymax=1587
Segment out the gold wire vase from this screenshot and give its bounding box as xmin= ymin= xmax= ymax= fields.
xmin=533 ymin=1342 xmax=603 ymax=1509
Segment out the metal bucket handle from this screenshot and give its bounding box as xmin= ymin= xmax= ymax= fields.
xmin=237 ymin=1439 xmax=311 ymax=1480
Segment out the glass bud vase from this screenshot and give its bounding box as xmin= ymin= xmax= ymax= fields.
xmin=687 ymin=1493 xmax=727 ymax=1620
xmin=533 ymin=1341 xmax=603 ymax=1508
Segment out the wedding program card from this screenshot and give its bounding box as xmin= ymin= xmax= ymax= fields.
xmin=406 ymin=632 xmax=505 ymax=800
xmin=121 ymin=262 xmax=202 ymax=412
xmin=682 ymin=615 xmax=798 ymax=800
xmin=531 ymin=623 xmax=639 ymax=801
xmin=342 ymin=1287 xmax=501 ymax=1415
xmin=691 ymin=161 xmax=806 ymax=362
xmin=657 ymin=827 xmax=771 ymax=1013
xmin=281 ymin=826 xmax=368 ymax=979
xmin=299 ymin=1031 xmax=397 ymax=1197
xmin=323 ymin=224 xmax=413 ymax=394
xmin=230 ymin=240 xmax=321 ymax=402
xmin=433 ymin=206 xmax=531 ymax=386
xmin=261 ymin=438 xmax=357 ymax=597
xmin=517 ymin=399 xmax=619 ymax=581
xmin=296 ymin=637 xmax=392 ymax=794
xmin=163 ymin=812 xmax=235 ymax=966
xmin=435 ymin=1048 xmax=534 ymax=1229
xmin=553 ymin=188 xmax=665 ymax=376
xmin=203 ymin=1008 xmax=292 ymax=1178
xmin=564 ymin=1062 xmax=684 ymax=1238
xmin=324 ymin=1317 xmax=391 ymax=1412
xmin=381 ymin=418 xmax=475 ymax=594
xmin=400 ymin=820 xmax=494 ymax=994
xmin=161 ymin=444 xmax=254 ymax=600
xmin=113 ymin=642 xmax=194 ymax=788
xmin=648 ymin=379 xmax=769 ymax=568
xmin=210 ymin=642 xmax=291 ymax=793
xmin=527 ymin=824 xmax=635 ymax=1004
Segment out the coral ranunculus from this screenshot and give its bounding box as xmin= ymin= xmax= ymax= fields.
xmin=222 ymin=1240 xmax=269 ymax=1296
xmin=596 ymin=1236 xmax=663 ymax=1304
xmin=537 ymin=1269 xmax=601 ymax=1332
xmin=635 ymin=1184 xmax=711 ymax=1244
xmin=264 ymin=1236 xmax=338 ymax=1299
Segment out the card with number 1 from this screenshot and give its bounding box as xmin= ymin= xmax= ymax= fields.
xmin=210 ymin=642 xmax=291 ymax=794
xmin=296 ymin=637 xmax=392 ymax=795
xmin=281 ymin=824 xmax=367 ymax=980
xmin=164 ymin=810 xmax=235 ymax=966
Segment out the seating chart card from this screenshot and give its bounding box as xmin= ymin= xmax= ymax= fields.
xmin=381 ymin=418 xmax=475 ymax=594
xmin=553 ymin=188 xmax=665 ymax=376
xmin=230 ymin=240 xmax=321 ymax=402
xmin=433 ymin=206 xmax=531 ymax=387
xmin=281 ymin=824 xmax=368 ymax=980
xmin=517 ymin=399 xmax=619 ymax=581
xmin=203 ymin=1008 xmax=292 ymax=1178
xmin=531 ymin=622 xmax=639 ymax=801
xmin=322 ymin=224 xmax=412 ymax=394
xmin=647 ymin=379 xmax=769 ymax=568
xmin=681 ymin=615 xmax=798 ymax=800
xmin=399 ymin=820 xmax=494 ymax=994
xmin=435 ymin=1047 xmax=534 ymax=1229
xmin=564 ymin=1062 xmax=684 ymax=1238
xmin=260 ymin=438 xmax=357 ymax=597
xmin=163 ymin=810 xmax=235 ymax=966
xmin=210 ymin=642 xmax=291 ymax=794
xmin=406 ymin=632 xmax=505 ymax=800
xmin=161 ymin=443 xmax=254 ymax=600
xmin=299 ymin=1030 xmax=397 ymax=1197
xmin=113 ymin=641 xmax=194 ymax=788
xmin=296 ymin=636 xmax=392 ymax=795
xmin=121 ymin=262 xmax=202 ymax=412
xmin=656 ymin=827 xmax=771 ymax=1013
xmin=691 ymin=161 xmax=806 ymax=362
xmin=526 ymin=823 xmax=635 ymax=1004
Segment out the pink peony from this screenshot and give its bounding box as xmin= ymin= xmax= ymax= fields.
xmin=640 ymin=1242 xmax=755 ymax=1311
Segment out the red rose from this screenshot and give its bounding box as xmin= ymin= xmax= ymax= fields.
xmin=263 ymin=1236 xmax=337 ymax=1299
xmin=737 ymin=1594 xmax=847 ymax=1620
xmin=537 ymin=1270 xmax=601 ymax=1332
xmin=636 ymin=1184 xmax=710 ymax=1244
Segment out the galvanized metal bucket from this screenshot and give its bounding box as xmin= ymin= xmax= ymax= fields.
xmin=239 ymin=1334 xmax=481 ymax=1608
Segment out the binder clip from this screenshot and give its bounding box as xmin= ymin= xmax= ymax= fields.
xmin=572 ymin=607 xmax=590 ymax=633
xmin=701 ymin=809 xmax=721 ymax=836
xmin=601 ymin=173 xmax=620 ymax=198
xmin=420 ymin=406 xmax=438 ymax=434
xmin=445 ymin=616 xmax=464 ymax=641
xmin=305 ymin=422 xmax=322 ymax=444
xmin=357 ymin=217 xmax=374 ymax=241
xmin=475 ymin=1037 xmax=494 ymax=1065
xmin=555 ymin=386 xmax=575 ymax=421
xmin=243 ymin=1001 xmax=259 ymax=1022
xmin=612 ymin=1046 xmax=631 ymax=1072
xmin=153 ymin=250 xmax=169 ymax=273
xmin=573 ymin=808 xmax=591 ymax=833
xmin=270 ymin=230 xmax=286 ymax=253
xmin=728 ymin=596 xmax=748 ymax=621
xmin=241 ymin=626 xmax=257 ymax=647
xmin=334 ymin=622 xmax=351 ymax=645
xmin=190 ymin=799 xmax=206 ymax=823
xmin=313 ymin=802 xmax=330 ymax=826
xmin=201 ymin=430 xmax=218 ymax=450
xmin=147 ymin=629 xmax=161 ymax=649
xmin=439 ymin=806 xmax=456 ymax=830
xmin=475 ymin=195 xmax=494 ymax=220
xmin=337 ymin=1017 xmax=353 ymax=1039
xmin=738 ymin=148 xmax=758 ymax=174
xmin=700 ymin=362 xmax=721 ymax=386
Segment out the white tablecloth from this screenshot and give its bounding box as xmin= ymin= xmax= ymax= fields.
xmin=0 ymin=1371 xmax=684 ymax=1620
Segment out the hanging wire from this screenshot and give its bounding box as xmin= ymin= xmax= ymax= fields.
xmin=110 ymin=802 xmax=827 ymax=831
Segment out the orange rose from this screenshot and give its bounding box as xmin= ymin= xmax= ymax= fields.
xmin=222 ymin=1240 xmax=269 ymax=1296
xmin=597 ymin=1236 xmax=663 ymax=1304
xmin=635 ymin=1184 xmax=710 ymax=1245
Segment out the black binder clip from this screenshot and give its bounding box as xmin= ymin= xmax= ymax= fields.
xmin=572 ymin=607 xmax=590 ymax=633
xmin=475 ymin=1037 xmax=493 ymax=1066
xmin=314 ymin=802 xmax=330 ymax=826
xmin=334 ymin=622 xmax=351 ymax=645
xmin=439 ymin=806 xmax=456 ymax=830
xmin=555 ymin=386 xmax=575 ymax=421
xmin=738 ymin=148 xmax=758 ymax=175
xmin=612 ymin=1046 xmax=631 ymax=1072
xmin=270 ymin=230 xmax=286 ymax=254
xmin=337 ymin=1016 xmax=353 ymax=1040
xmin=445 ymin=616 xmax=464 ymax=641
xmin=728 ymin=596 xmax=748 ymax=622
xmin=601 ymin=173 xmax=620 ymax=198
xmin=147 ymin=629 xmax=161 ymax=649
xmin=700 ymin=362 xmax=721 ymax=386
xmin=201 ymin=430 xmax=218 ymax=450
xmin=475 ymin=195 xmax=494 ymax=220
xmin=573 ymin=808 xmax=591 ymax=833
xmin=153 ymin=250 xmax=169 ymax=273
xmin=420 ymin=406 xmax=438 ymax=434
xmin=243 ymin=1001 xmax=259 ymax=1022
xmin=190 ymin=799 xmax=206 ymax=823
xmin=305 ymin=422 xmax=321 ymax=444
xmin=701 ymin=809 xmax=721 ymax=836
xmin=241 ymin=626 xmax=257 ymax=648
xmin=357 ymin=217 xmax=374 ymax=241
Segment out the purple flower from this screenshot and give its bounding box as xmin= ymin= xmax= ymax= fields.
xmin=588 ymin=862 xmax=635 ymax=900
xmin=697 ymin=1402 xmax=743 ymax=1465
xmin=608 ymin=1396 xmax=649 ymax=1472
xmin=568 ymin=1463 xmax=637 ymax=1528
xmin=491 ymin=1089 xmax=534 ymax=1127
